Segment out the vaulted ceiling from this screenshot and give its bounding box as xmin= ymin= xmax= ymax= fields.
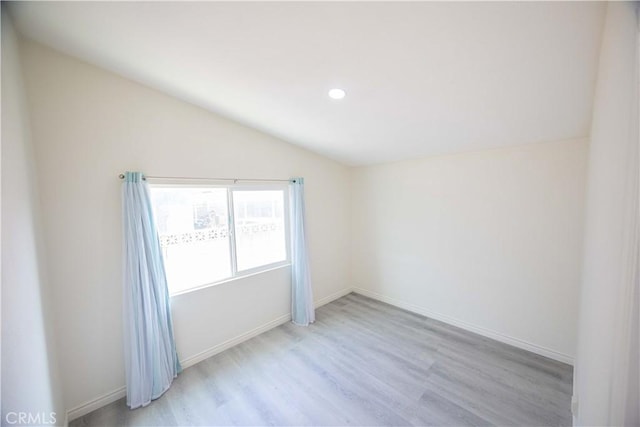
xmin=8 ymin=2 xmax=605 ymax=165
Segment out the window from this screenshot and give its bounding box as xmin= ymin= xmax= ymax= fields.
xmin=233 ymin=190 xmax=287 ymax=271
xmin=150 ymin=184 xmax=289 ymax=295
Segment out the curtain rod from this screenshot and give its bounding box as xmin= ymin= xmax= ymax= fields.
xmin=118 ymin=174 xmax=293 ymax=183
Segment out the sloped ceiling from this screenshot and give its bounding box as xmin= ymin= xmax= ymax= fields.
xmin=8 ymin=1 xmax=605 ymax=165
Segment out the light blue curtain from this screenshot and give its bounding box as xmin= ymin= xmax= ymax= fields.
xmin=289 ymin=177 xmax=315 ymax=326
xmin=122 ymin=172 xmax=181 ymax=409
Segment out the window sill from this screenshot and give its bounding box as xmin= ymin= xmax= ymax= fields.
xmin=169 ymin=262 xmax=291 ymax=298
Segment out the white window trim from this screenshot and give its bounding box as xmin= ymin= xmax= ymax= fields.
xmin=149 ymin=179 xmax=291 ymax=296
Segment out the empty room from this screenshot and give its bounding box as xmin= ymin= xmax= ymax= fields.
xmin=2 ymin=1 xmax=638 ymax=426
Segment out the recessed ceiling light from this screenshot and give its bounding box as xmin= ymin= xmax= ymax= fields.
xmin=328 ymin=88 xmax=346 ymax=100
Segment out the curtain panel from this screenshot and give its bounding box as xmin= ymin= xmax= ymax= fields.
xmin=289 ymin=177 xmax=315 ymax=326
xmin=122 ymin=171 xmax=181 ymax=409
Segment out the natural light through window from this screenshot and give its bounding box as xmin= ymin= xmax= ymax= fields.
xmin=233 ymin=190 xmax=287 ymax=272
xmin=150 ymin=184 xmax=289 ymax=295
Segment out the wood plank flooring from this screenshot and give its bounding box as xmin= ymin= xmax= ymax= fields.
xmin=70 ymin=293 xmax=573 ymax=426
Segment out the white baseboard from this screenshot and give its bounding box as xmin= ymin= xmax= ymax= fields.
xmin=67 ymin=286 xmax=353 ymax=422
xmin=181 ymin=286 xmax=352 ymax=369
xmin=66 ymin=386 xmax=126 ymax=422
xmin=351 ymin=287 xmax=574 ymax=365
xmin=180 ymin=313 xmax=292 ymax=369
xmin=314 ymin=287 xmax=354 ymax=309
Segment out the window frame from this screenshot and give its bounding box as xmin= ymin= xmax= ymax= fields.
xmin=149 ymin=179 xmax=291 ymax=296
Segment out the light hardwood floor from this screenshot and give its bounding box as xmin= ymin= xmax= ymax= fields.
xmin=70 ymin=293 xmax=573 ymax=426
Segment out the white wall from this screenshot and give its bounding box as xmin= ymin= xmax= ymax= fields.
xmin=351 ymin=139 xmax=588 ymax=362
xmin=1 ymin=10 xmax=66 ymax=426
xmin=574 ymin=2 xmax=639 ymax=425
xmin=19 ymin=40 xmax=351 ymax=417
